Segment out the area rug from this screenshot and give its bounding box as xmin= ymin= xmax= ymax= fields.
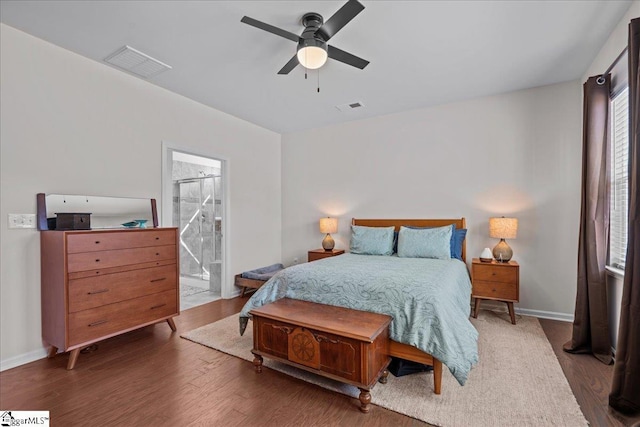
xmin=181 ymin=311 xmax=587 ymax=426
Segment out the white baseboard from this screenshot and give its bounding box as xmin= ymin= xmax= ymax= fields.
xmin=477 ymin=300 xmax=574 ymax=323
xmin=1 ymin=347 xmax=47 ymax=372
xmin=516 ymin=307 xmax=573 ymax=322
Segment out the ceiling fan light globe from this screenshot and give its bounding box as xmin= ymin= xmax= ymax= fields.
xmin=297 ymin=46 xmax=328 ymax=69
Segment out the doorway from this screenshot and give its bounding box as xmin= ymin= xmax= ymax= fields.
xmin=164 ymin=148 xmax=225 ymax=310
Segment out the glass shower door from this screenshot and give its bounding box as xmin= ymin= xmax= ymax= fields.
xmin=176 ymin=177 xmax=215 ymax=280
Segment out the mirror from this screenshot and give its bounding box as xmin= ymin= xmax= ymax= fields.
xmin=37 ymin=193 xmax=157 ymax=230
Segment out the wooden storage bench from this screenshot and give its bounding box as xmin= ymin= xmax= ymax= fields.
xmin=250 ymin=298 xmax=392 ymax=413
xmin=235 ymin=263 xmax=284 ymax=297
xmin=235 ymin=274 xmax=267 ymax=297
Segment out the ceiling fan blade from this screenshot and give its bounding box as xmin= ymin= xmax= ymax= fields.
xmin=278 ymin=55 xmax=299 ymax=75
xmin=316 ymin=0 xmax=365 ymax=41
xmin=241 ymin=16 xmax=301 ymax=43
xmin=327 ymin=45 xmax=369 ymax=69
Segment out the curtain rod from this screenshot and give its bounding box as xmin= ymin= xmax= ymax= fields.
xmin=596 ymin=46 xmax=628 ymax=85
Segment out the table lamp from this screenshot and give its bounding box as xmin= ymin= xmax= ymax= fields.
xmin=489 ymin=216 xmax=518 ymax=262
xmin=319 ymin=217 xmax=338 ymax=251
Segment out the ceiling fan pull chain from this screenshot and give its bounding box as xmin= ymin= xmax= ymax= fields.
xmin=317 ymin=69 xmax=320 ymax=93
xmin=305 ymin=48 xmax=308 ymax=79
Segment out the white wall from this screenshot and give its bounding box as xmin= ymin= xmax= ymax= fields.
xmin=582 ymin=0 xmax=640 ymax=351
xmin=282 ymin=80 xmax=582 ymax=318
xmin=0 ymin=24 xmax=282 ymax=368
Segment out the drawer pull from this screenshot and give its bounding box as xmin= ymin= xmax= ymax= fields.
xmin=156 ymin=253 xmax=160 ymax=256
xmin=150 ymin=277 xmax=167 ymax=283
xmin=95 ymin=259 xmax=100 ymax=263
xmin=271 ymin=325 xmax=293 ymax=334
xmin=150 ymin=303 xmax=167 ymax=310
xmin=155 ymin=237 xmax=160 ymax=240
xmin=94 ymin=241 xmax=100 ymax=244
xmin=88 ymin=289 xmax=109 ymax=295
xmin=88 ymin=320 xmax=108 ymax=327
xmin=314 ymin=334 xmax=340 ymax=344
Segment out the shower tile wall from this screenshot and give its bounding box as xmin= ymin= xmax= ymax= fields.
xmin=173 ymin=160 xmax=221 ymax=281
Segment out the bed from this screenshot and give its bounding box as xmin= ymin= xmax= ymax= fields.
xmin=239 ymin=218 xmax=479 ymax=394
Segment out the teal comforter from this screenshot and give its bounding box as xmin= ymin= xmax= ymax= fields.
xmin=239 ymin=253 xmax=478 ymax=385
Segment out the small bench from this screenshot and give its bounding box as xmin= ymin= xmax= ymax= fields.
xmin=235 ymin=263 xmax=284 ymax=297
xmin=250 ymin=298 xmax=392 ymax=413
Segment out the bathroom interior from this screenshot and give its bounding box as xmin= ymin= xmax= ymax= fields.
xmin=172 ymin=151 xmax=223 ymax=310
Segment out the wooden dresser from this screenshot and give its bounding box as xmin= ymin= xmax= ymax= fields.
xmin=250 ymin=298 xmax=391 ymax=413
xmin=41 ymin=228 xmax=180 ymax=369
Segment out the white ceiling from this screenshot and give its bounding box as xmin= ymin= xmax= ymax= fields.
xmin=0 ymin=1 xmax=632 ymax=133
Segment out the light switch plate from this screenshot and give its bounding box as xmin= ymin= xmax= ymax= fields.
xmin=8 ymin=214 xmax=36 ymax=229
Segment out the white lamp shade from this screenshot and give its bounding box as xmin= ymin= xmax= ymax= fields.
xmin=319 ymin=217 xmax=338 ymax=234
xmin=489 ymin=217 xmax=518 ymax=239
xmin=297 ymin=46 xmax=328 ymax=69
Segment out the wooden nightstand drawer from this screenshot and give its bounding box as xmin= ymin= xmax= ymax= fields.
xmin=472 ymin=264 xmax=517 ymax=283
xmin=473 ymin=280 xmax=517 ymax=301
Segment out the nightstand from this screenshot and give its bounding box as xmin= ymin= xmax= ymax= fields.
xmin=471 ymin=258 xmax=520 ymax=324
xmin=308 ymin=249 xmax=345 ymax=262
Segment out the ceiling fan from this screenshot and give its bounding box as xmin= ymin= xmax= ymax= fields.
xmin=241 ymin=0 xmax=369 ymax=75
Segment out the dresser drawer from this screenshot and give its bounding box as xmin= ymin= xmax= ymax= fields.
xmin=67 ymin=245 xmax=176 ymax=272
xmin=473 ymin=280 xmax=517 ymax=301
xmin=68 ymin=289 xmax=177 ymax=347
xmin=66 ymin=229 xmax=176 ymax=254
xmin=68 ymin=264 xmax=177 ymax=313
xmin=473 ymin=264 xmax=517 ymax=283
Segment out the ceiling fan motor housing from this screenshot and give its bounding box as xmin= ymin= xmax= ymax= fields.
xmin=297 ymin=12 xmax=328 ymax=69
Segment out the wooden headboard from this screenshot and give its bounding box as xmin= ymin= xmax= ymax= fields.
xmin=351 ymin=218 xmax=467 ymax=262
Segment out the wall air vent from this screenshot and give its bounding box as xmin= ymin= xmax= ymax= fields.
xmin=335 ymin=101 xmax=365 ymax=112
xmin=104 ymin=45 xmax=172 ymax=79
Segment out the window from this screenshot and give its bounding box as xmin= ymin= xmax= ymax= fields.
xmin=609 ymin=87 xmax=629 ymax=270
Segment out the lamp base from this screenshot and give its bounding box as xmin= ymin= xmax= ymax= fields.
xmin=492 ymin=239 xmax=513 ymax=262
xmin=322 ymin=234 xmax=335 ymax=251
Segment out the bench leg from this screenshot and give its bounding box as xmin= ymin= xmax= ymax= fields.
xmin=433 ymin=358 xmax=442 ymax=394
xmin=358 ymin=388 xmax=371 ymax=413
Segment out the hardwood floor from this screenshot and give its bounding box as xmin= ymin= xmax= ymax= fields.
xmin=0 ymin=298 xmax=638 ymax=426
xmin=538 ymin=318 xmax=640 ymax=427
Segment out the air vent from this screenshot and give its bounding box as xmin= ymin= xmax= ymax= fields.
xmin=335 ymin=101 xmax=365 ymax=112
xmin=104 ymin=46 xmax=172 ymax=79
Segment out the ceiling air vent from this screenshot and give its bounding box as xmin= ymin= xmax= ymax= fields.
xmin=335 ymin=101 xmax=364 ymax=112
xmin=104 ymin=45 xmax=172 ymax=79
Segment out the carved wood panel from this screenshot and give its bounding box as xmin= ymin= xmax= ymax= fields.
xmin=288 ymin=327 xmax=320 ymax=369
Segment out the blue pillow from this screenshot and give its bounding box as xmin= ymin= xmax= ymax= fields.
xmin=451 ymin=228 xmax=467 ymax=261
xmin=397 ymin=225 xmax=452 ymax=259
xmin=350 ymin=225 xmax=395 ymax=256
xmin=404 ymin=225 xmax=466 ymax=260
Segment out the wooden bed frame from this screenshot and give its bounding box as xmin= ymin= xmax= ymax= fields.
xmin=352 ymin=218 xmax=467 ymax=395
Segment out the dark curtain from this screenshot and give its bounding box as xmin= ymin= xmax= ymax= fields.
xmin=563 ymin=76 xmax=613 ymax=364
xmin=610 ymin=17 xmax=640 ymax=414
